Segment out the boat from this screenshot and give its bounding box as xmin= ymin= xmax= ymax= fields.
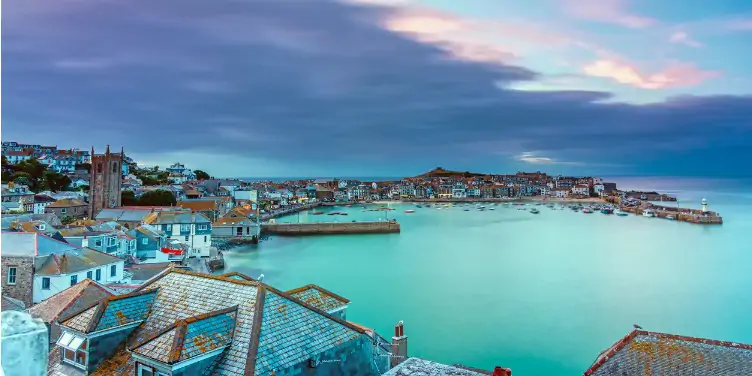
xmin=642 ymin=209 xmax=656 ymax=217
xmin=601 ymin=208 xmax=614 ymax=214
xmin=328 ymin=212 xmax=340 ymax=216
xmin=416 ymin=205 xmax=422 ymax=208
xmin=582 ymin=209 xmax=593 ymax=214
xmin=312 ymin=212 xmax=324 ymax=215
xmin=405 ymin=209 xmax=415 ymax=213
xmin=339 ymin=213 xmax=348 ymax=216
xmin=666 ymin=215 xmax=676 ymax=220
xmin=464 ymin=209 xmax=470 ymax=211
xmin=614 ymin=209 xmax=628 ymax=216
xmin=489 ymin=208 xmax=495 ymax=210
xmin=530 ymin=208 xmax=540 ymax=214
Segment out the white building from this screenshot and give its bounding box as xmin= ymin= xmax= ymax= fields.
xmin=552 ymin=188 xmax=570 ymax=198
xmin=233 ymin=188 xmax=258 ymax=203
xmin=141 ymin=211 xmax=213 ymax=258
xmin=571 ymin=184 xmax=590 ymax=196
xmin=33 ymin=248 xmax=126 ymax=303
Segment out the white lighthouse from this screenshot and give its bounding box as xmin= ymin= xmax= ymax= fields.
xmin=701 ymin=198 xmax=708 ymax=213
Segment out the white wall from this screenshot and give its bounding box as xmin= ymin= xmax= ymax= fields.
xmin=163 ymin=223 xmax=212 ymax=258
xmin=33 ymin=260 xmax=125 ymax=303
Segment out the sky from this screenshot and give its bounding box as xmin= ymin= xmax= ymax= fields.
xmin=2 ymin=0 xmax=751 ymax=178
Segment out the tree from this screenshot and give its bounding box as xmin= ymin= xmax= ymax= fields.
xmin=60 ymin=216 xmax=76 ymax=225
xmin=152 ymin=166 xmax=159 ymax=172
xmin=10 ymin=172 xmax=33 ymax=187
xmin=194 ymin=170 xmax=211 ymax=180
xmin=121 ymin=190 xmax=138 ymax=206
xmin=138 ymin=190 xmax=177 ymax=206
xmin=44 ymin=171 xmax=72 ymax=192
xmin=79 ymin=184 xmax=90 ymax=192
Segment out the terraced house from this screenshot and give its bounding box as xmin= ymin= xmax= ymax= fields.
xmin=48 ymin=269 xmax=393 ymax=376
xmin=141 ymin=211 xmax=212 ymax=258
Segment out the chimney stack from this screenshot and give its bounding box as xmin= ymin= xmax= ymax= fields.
xmin=492 ymin=366 xmax=512 ymax=376
xmin=390 ymin=321 xmax=407 ymax=368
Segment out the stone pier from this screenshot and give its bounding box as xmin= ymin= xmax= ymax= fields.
xmin=262 ymin=220 xmax=400 ymax=236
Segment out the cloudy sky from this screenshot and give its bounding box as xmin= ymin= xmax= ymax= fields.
xmin=2 ymin=0 xmax=751 ymax=178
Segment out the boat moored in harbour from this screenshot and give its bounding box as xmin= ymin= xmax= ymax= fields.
xmin=582 ymin=209 xmax=593 ymax=214
xmin=614 ymin=209 xmax=628 ymax=216
xmin=405 ymin=209 xmax=415 ymax=213
xmin=530 ymin=208 xmax=540 ymax=214
xmin=642 ymin=209 xmax=656 ymax=217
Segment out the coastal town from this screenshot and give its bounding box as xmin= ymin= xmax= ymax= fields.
xmin=1 ymin=141 xmax=744 ymax=376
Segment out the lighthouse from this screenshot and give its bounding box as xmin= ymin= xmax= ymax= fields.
xmin=701 ymin=198 xmax=708 ymax=213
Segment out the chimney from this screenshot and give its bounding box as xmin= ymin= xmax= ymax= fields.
xmin=390 ymin=321 xmax=407 ymax=368
xmin=492 ymin=367 xmax=512 ymax=376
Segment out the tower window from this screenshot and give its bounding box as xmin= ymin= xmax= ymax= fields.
xmin=112 ymin=163 xmax=118 ymax=173
xmin=97 ymin=163 xmax=103 ymax=173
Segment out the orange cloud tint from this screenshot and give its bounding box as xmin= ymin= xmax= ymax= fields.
xmin=582 ymin=60 xmax=720 ymax=89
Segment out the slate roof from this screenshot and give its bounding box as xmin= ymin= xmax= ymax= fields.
xmin=219 ymin=272 xmax=257 ymax=281
xmin=1 ymin=295 xmax=26 ymax=311
xmin=55 ymin=269 xmax=369 ymax=376
xmin=95 ymin=208 xmax=159 ymax=222
xmin=28 ymin=279 xmax=114 ymax=323
xmin=286 ymin=284 xmax=350 ymax=313
xmin=142 ymin=211 xmax=211 ymax=225
xmin=60 ymin=289 xmax=158 ymax=333
xmin=132 ymin=306 xmax=238 ymax=364
xmin=2 ymin=213 xmax=62 ymax=228
xmin=584 ymin=330 xmax=752 ymax=376
xmin=48 ymin=198 xmax=87 ymax=208
xmin=35 ymin=248 xmax=122 ymax=276
xmin=382 ymin=358 xmax=492 ymax=376
xmin=178 ymin=200 xmax=218 ymax=212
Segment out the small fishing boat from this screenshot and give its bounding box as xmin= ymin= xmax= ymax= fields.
xmin=601 ymin=208 xmax=614 ymax=214
xmin=405 ymin=209 xmax=415 ymax=213
xmin=614 ymin=209 xmax=628 ymax=216
xmin=464 ymin=209 xmax=470 ymax=211
xmin=489 ymin=208 xmax=495 ymax=210
xmin=416 ymin=205 xmax=422 ymax=208
xmin=582 ymin=209 xmax=593 ymax=214
xmin=328 ymin=212 xmax=340 ymax=216
xmin=339 ymin=213 xmax=348 ymax=216
xmin=530 ymin=208 xmax=540 ymax=214
xmin=312 ymin=212 xmax=324 ymax=215
xmin=666 ymin=215 xmax=676 ymax=220
xmin=642 ymin=209 xmax=656 ymax=217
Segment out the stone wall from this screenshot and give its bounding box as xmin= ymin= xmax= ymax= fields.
xmin=1 ymin=256 xmax=34 ymax=307
xmin=262 ymin=221 xmax=400 ymax=236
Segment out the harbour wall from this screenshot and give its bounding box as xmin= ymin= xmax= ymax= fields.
xmin=261 ymin=220 xmax=400 ymax=235
xmin=261 ymin=203 xmax=322 ymax=221
xmin=618 ymin=204 xmax=723 ymax=225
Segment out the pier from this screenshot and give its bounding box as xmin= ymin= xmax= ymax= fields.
xmin=260 ymin=202 xmax=322 ymax=221
xmin=261 ymin=220 xmax=400 ymax=236
xmin=605 ymin=197 xmax=723 ymax=225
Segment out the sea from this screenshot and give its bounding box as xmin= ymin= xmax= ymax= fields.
xmin=219 ymin=176 xmax=752 ymax=375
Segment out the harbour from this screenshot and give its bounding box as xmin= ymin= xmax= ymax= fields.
xmin=262 ymin=220 xmax=401 ymax=235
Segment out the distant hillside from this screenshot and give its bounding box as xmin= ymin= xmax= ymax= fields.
xmin=413 ymin=167 xmax=486 ymax=179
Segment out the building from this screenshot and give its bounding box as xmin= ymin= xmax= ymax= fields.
xmin=28 ymin=279 xmax=115 ymax=345
xmin=33 ymin=247 xmax=126 ymax=303
xmin=212 ymin=217 xmax=260 ymax=241
xmin=383 ymin=358 xmax=511 ymax=376
xmin=1 ymin=232 xmax=80 ymax=307
xmin=141 ymin=211 xmax=213 ymax=258
xmin=286 ymin=284 xmax=350 ymax=320
xmin=571 ymin=184 xmax=590 ymax=196
xmin=584 ymin=329 xmax=752 ymax=375
xmin=46 ymin=199 xmax=89 ymax=220
xmin=48 ymin=269 xmax=391 ymax=375
xmin=88 ymin=145 xmax=124 ymax=219
xmin=552 ymin=188 xmax=570 ymax=198
xmin=25 ymin=194 xmax=57 ymax=214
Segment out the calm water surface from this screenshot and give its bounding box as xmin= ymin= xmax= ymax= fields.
xmin=220 ymin=177 xmax=752 ymax=375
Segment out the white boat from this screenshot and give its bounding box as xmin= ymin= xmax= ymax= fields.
xmin=405 ymin=209 xmax=415 ymax=213
xmin=642 ymin=209 xmax=656 ymax=217
xmin=666 ymin=215 xmax=675 ymax=220
xmin=614 ymin=209 xmax=628 ymax=217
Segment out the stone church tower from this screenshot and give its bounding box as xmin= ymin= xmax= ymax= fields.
xmin=88 ymin=145 xmax=123 ymax=219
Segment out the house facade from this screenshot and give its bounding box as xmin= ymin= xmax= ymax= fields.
xmin=33 ymin=248 xmax=126 ymax=303
xmin=46 ymin=199 xmax=89 ymax=220
xmin=141 ymin=211 xmax=213 ymax=258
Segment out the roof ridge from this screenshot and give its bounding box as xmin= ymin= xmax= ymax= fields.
xmin=286 ymin=284 xmax=350 ymax=304
xmin=264 ymin=285 xmax=365 ymax=335
xmin=243 ymin=285 xmax=266 ymax=374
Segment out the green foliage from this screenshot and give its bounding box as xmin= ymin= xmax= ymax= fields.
xmin=79 ymin=184 xmax=90 ymax=192
xmin=194 ymin=170 xmax=211 ymax=180
xmin=44 ymin=171 xmax=72 ymax=192
xmin=137 ymin=190 xmax=176 ymax=206
xmin=60 ymin=215 xmax=76 ymax=225
xmin=10 ymin=172 xmax=33 ymax=186
xmin=121 ymin=190 xmax=138 ymax=206
xmin=1 ymin=159 xmax=73 ymax=192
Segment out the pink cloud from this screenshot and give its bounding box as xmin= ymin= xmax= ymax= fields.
xmin=559 ymin=0 xmax=656 ymax=28
xmin=669 ymin=32 xmax=703 ymax=48
xmin=725 ymin=19 xmax=752 ymax=31
xmin=376 ymin=6 xmax=576 ymax=64
xmin=582 ymin=60 xmax=720 ymax=89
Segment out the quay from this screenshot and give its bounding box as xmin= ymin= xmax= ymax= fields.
xmin=260 ymin=202 xmax=322 ymax=221
xmin=605 ymin=197 xmax=723 ymax=225
xmin=261 ymin=220 xmax=400 ymax=236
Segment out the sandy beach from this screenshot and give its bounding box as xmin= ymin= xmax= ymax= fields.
xmin=367 ymin=197 xmax=604 ymax=205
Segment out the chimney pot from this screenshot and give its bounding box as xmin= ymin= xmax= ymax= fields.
xmin=492 ymin=367 xmax=512 ymax=376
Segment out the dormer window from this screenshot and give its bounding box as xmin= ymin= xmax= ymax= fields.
xmin=58 ymin=331 xmax=88 ymax=370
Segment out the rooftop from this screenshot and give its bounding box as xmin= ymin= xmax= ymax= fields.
xmin=35 ymin=248 xmax=123 ymax=276
xmin=584 ymin=330 xmax=752 ymax=376
xmin=0 ymin=232 xmax=77 ymax=257
xmin=286 ymin=284 xmax=350 ymax=313
xmin=382 ymin=358 xmax=496 ymax=376
xmin=28 ymin=279 xmax=114 ymax=324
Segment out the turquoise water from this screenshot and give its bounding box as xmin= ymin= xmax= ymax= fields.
xmin=221 ymin=177 xmax=752 ymax=375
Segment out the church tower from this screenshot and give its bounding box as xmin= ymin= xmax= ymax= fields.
xmin=89 ymin=145 xmax=123 ymax=219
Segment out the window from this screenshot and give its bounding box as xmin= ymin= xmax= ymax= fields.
xmin=130 ymin=240 xmax=136 ymax=249
xmin=137 ymin=364 xmax=155 ymax=376
xmin=95 ymin=269 xmax=101 ymax=281
xmin=95 ymin=239 xmax=102 ymax=247
xmin=87 ymin=271 xmax=93 ymax=279
xmin=112 ymin=162 xmax=118 ymax=173
xmin=184 ymin=235 xmax=189 ymax=242
xmin=97 ymin=163 xmax=102 ymax=173
xmin=42 ymin=277 xmax=50 ymax=290
xmin=108 ymin=237 xmax=116 ymax=246
xmin=70 ymin=275 xmax=78 ymax=286
xmin=165 ymin=224 xmax=172 ymax=232
xmin=61 ymin=207 xmax=67 ymax=214
xmin=142 ymin=238 xmax=148 ymax=245
xmin=180 ymin=224 xmax=190 ymax=232
xmin=110 ymin=265 xmax=116 ymax=277
xmin=204 ymin=236 xmax=207 ymax=242
xmin=7 ymin=267 xmax=17 ymax=285
xmin=198 ymin=224 xmax=208 ymax=231
xmin=58 ymin=331 xmax=87 ymax=369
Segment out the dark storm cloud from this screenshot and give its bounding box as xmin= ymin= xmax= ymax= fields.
xmin=2 ymin=0 xmax=751 ymax=176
